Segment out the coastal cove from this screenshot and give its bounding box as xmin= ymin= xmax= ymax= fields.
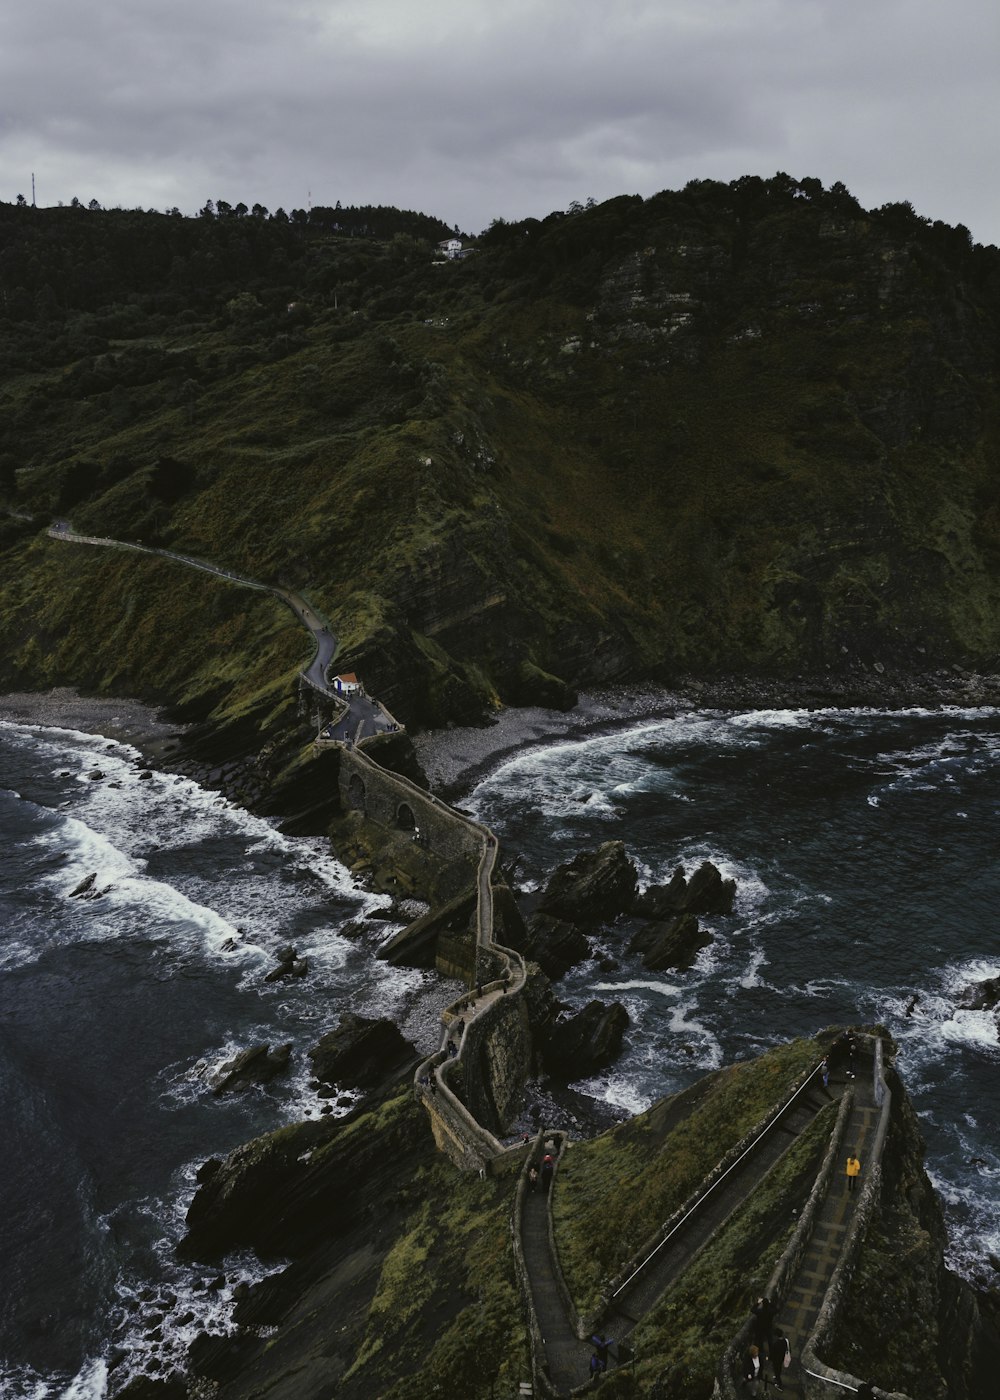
xmin=2 ymin=688 xmax=999 ymax=1397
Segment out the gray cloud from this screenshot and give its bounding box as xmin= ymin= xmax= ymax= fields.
xmin=0 ymin=0 xmax=996 ymax=240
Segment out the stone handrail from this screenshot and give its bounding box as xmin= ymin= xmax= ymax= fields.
xmin=716 ymin=1086 xmax=855 ymax=1398
xmin=511 ymin=1132 xmax=572 ymax=1400
xmin=43 ymin=525 xmax=917 ymax=1393
xmin=715 ymin=1033 xmax=911 ymax=1400
xmin=344 ymin=741 xmax=531 ymax=1168
xmin=800 ymin=1037 xmax=911 ymax=1400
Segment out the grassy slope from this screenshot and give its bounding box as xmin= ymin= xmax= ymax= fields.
xmin=552 ymin=1038 xmax=820 ymax=1312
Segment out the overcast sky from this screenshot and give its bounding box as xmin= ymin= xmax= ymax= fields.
xmin=1 ymin=0 xmax=997 ymax=242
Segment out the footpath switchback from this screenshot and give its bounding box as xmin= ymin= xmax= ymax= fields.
xmin=518 ymin=1047 xmax=885 ymax=1394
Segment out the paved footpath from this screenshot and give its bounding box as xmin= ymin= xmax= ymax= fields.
xmin=522 ymin=1069 xmax=847 ymax=1396
xmin=765 ymin=1061 xmax=878 ymax=1399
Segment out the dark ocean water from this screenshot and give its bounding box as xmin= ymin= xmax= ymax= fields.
xmin=2 ymin=707 xmax=999 ymax=1396
xmin=466 ymin=706 xmax=1000 ymax=1284
xmin=0 ymin=721 xmax=452 ymax=1399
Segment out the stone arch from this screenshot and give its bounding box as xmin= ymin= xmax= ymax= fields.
xmin=396 ymin=801 xmax=416 ymax=831
xmin=347 ymin=773 xmax=366 ymax=813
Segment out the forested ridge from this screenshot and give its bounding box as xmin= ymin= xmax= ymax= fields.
xmin=2 ymin=176 xmax=1000 ymax=746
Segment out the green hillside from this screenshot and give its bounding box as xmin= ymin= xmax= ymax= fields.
xmin=2 ymin=178 xmax=999 ymax=741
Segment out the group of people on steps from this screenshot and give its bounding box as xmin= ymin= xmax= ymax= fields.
xmin=742 ymin=1296 xmax=878 ymax=1396
xmin=742 ymin=1297 xmax=791 ymax=1393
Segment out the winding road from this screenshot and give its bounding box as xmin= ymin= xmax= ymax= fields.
xmin=47 ymin=522 xmax=394 ymax=741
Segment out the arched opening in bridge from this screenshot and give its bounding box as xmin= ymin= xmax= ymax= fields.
xmin=396 ymin=802 xmax=416 ymax=831
xmin=347 ymin=773 xmax=366 ymax=813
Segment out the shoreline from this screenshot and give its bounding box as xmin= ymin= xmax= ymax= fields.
xmin=412 ymin=667 xmax=1000 ymax=799
xmin=6 ymin=666 xmax=1000 ymax=802
xmin=0 ymin=687 xmax=189 ymax=764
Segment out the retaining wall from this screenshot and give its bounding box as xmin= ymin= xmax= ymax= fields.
xmin=450 ymin=989 xmax=534 ymax=1136
xmin=799 ymin=1038 xmax=910 ymax=1400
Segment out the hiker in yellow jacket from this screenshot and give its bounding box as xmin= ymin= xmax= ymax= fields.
xmin=846 ymin=1153 xmax=861 ymax=1193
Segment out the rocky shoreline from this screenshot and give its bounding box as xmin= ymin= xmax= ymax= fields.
xmin=412 ymin=666 xmax=1000 ymax=799
xmin=0 ymin=687 xmax=189 ymax=762
xmin=5 ymin=665 xmax=1000 ymax=803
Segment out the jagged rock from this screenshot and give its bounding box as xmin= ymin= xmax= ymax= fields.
xmin=631 ymin=866 xmax=688 ymax=919
xmin=632 ymin=860 xmax=735 ymax=919
xmin=685 ymin=861 xmax=736 ymax=914
xmin=69 ymin=872 xmax=98 ymax=898
xmin=308 ymin=1014 xmax=415 ymax=1091
xmin=87 ymin=769 xmax=105 ymax=781
xmin=536 ymin=841 xmax=638 ymax=926
xmin=263 ymin=946 xmax=298 ymax=982
xmin=957 ymin=975 xmax=1000 ymax=1011
xmin=540 ymin=1000 xmax=629 ymax=1077
xmin=210 ymin=1044 xmax=292 ymax=1095
xmin=522 ymin=912 xmax=592 ymax=979
xmin=630 ymin=913 xmax=712 ymax=972
xmin=138 ymin=770 xmax=153 ymax=780
xmin=179 ymin=1088 xmax=428 ymax=1261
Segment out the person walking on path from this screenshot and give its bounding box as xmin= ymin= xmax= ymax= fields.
xmin=590 ymin=1335 xmax=611 ymax=1373
xmin=742 ymin=1343 xmax=763 ymax=1395
xmin=846 ymin=1152 xmax=861 ymax=1192
xmin=541 ymin=1154 xmax=554 ymax=1193
xmin=751 ymin=1297 xmax=775 ymax=1355
xmin=819 ymin=1057 xmax=830 ymax=1090
xmin=528 ymin=1165 xmax=539 ymax=1192
xmin=769 ymin=1332 xmax=790 ymax=1390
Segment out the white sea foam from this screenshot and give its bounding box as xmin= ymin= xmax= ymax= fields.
xmin=592 ymin=978 xmax=682 ymax=997
xmin=575 ymin=1071 xmax=655 ymax=1116
xmin=739 ymin=947 xmax=768 ymax=990
xmin=0 ymin=1363 xmax=53 ymax=1400
xmin=58 ymin=1358 xmax=107 ymax=1399
xmin=23 ymin=725 xmax=372 ymax=912
xmin=937 ymin=1010 xmax=999 ymax=1053
xmin=0 ymin=940 xmax=39 ymax=973
xmin=85 ymin=1158 xmax=291 ymax=1394
xmin=38 ymin=814 xmax=140 ymax=888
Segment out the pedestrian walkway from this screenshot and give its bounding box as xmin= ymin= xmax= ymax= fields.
xmin=518 ymin=1047 xmax=885 ymax=1394
xmin=769 ymin=1064 xmax=878 ymax=1399
xmin=521 ymin=1147 xmax=595 ymax=1391
xmin=519 ymin=1065 xmax=843 ymax=1396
